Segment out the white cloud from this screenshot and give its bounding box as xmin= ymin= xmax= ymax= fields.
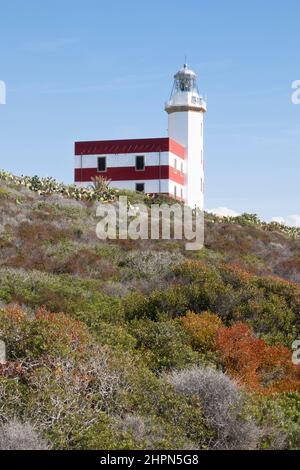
xmin=206 ymin=207 xmax=240 ymax=217
xmin=271 ymin=215 xmax=300 ymax=227
xmin=271 ymin=216 xmax=285 ymax=224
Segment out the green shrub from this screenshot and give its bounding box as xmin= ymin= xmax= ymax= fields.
xmin=237 ymin=294 xmax=297 ymax=346
xmin=250 ymin=393 xmax=300 ymax=449
xmin=96 ymin=321 xmax=136 ymax=350
xmin=124 ymin=261 xmax=299 ymax=345
xmin=118 ymin=364 xmax=211 ymax=448
xmin=71 ymin=413 xmax=136 ymax=450
xmin=0 ymin=268 xmax=122 ymax=329
xmin=129 ymin=318 xmax=197 ymax=371
xmin=0 ymin=187 xmax=11 ymax=200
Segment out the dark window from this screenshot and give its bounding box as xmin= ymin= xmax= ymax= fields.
xmin=136 ymin=183 xmax=145 ymax=193
xmin=136 ymin=155 xmax=145 ymax=171
xmin=97 ymin=157 xmax=106 ymax=172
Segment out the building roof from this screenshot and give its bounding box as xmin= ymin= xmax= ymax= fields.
xmin=74 ymin=137 xmax=185 ymax=159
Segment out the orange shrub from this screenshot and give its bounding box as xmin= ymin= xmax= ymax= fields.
xmin=216 ymin=322 xmax=300 ymax=394
xmin=219 ymin=263 xmax=252 ymax=288
xmin=0 ymin=304 xmax=90 ymax=362
xmin=181 ymin=311 xmax=223 ymax=352
xmin=1 ymin=304 xmax=26 ymax=323
xmin=34 ymin=306 xmax=90 ymax=356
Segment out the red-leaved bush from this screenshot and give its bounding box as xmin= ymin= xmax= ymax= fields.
xmin=216 ymin=322 xmax=300 ymax=394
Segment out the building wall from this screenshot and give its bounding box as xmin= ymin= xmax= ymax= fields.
xmin=74 ymin=150 xmax=185 ymax=201
xmin=168 ymin=110 xmax=204 ymax=209
xmin=74 ymin=152 xmax=184 ymax=170
xmin=75 ymin=178 xmax=184 ymax=200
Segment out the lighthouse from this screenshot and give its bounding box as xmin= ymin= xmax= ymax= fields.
xmin=165 ymin=64 xmax=206 ymax=209
xmin=74 ymin=63 xmax=206 ymax=209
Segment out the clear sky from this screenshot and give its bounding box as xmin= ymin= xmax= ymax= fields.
xmin=0 ymin=0 xmax=299 ymax=223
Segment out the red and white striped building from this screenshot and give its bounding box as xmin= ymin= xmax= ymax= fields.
xmin=75 ymin=137 xmax=186 ymax=200
xmin=74 ymin=64 xmax=206 ymax=208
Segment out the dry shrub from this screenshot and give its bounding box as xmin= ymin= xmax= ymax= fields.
xmin=57 ymin=249 xmax=118 ymax=279
xmin=166 ymin=366 xmax=261 ymax=450
xmin=5 ymin=221 xmax=76 ymax=272
xmin=0 ymin=419 xmax=49 ymax=450
xmin=122 ymin=249 xmax=185 ymax=280
xmin=275 ymin=256 xmax=300 ymax=283
xmin=101 ymin=281 xmax=131 ymax=298
xmin=117 ymin=414 xmax=165 ymax=449
xmin=17 ymin=221 xmax=74 ymax=242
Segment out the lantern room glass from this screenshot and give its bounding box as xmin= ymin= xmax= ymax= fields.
xmin=169 ymin=64 xmax=200 ymax=98
xmin=175 ymin=75 xmax=198 ymax=93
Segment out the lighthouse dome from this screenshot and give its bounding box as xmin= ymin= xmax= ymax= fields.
xmin=174 ymin=63 xmax=196 ymax=80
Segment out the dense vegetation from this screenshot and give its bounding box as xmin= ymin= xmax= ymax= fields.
xmin=0 ymin=172 xmax=299 ymax=450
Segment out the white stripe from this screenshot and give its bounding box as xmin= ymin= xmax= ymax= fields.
xmin=74 ymin=152 xmax=181 ymax=169
xmin=75 ymin=179 xmax=184 ymax=195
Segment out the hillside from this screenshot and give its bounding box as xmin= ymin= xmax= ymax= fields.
xmin=0 ymin=172 xmax=299 ymax=450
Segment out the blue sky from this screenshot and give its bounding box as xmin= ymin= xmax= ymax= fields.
xmin=0 ymin=0 xmax=299 ymax=223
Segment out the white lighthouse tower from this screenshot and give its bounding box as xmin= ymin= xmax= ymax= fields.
xmin=165 ymin=64 xmax=206 ymax=209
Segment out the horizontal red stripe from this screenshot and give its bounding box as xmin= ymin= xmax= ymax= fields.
xmin=169 ymin=139 xmax=185 ymax=159
xmin=169 ymin=167 xmax=185 ymax=185
xmin=75 ymin=137 xmax=185 ymax=159
xmin=74 ymin=166 xmax=184 ymax=185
